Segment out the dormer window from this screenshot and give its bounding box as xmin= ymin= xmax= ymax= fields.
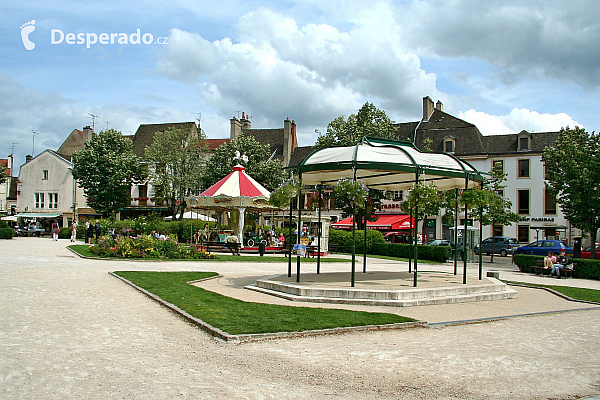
xmin=443 ymin=137 xmax=456 ymax=154
xmin=518 ymin=132 xmax=531 ymax=151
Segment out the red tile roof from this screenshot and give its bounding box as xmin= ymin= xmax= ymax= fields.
xmin=205 ymin=139 xmax=230 ymax=150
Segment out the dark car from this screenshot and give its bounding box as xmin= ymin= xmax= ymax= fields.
xmin=473 ymin=237 xmax=519 ymax=257
xmin=580 ymin=243 xmax=600 ymax=259
xmin=425 ymin=239 xmax=452 ymax=247
xmin=515 ymin=240 xmax=573 ymax=256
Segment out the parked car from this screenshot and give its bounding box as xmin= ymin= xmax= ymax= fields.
xmin=384 ymin=231 xmax=411 ymax=244
xmin=425 ymin=239 xmax=453 ymax=247
xmin=473 ymin=237 xmax=519 ymax=257
xmin=580 ymin=243 xmax=600 ymax=259
xmin=514 ymin=240 xmax=573 ymax=256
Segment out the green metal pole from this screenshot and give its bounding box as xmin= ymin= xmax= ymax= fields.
xmin=408 ymin=205 xmax=413 ymax=273
xmin=351 ymin=203 xmax=356 ymax=287
xmin=454 ymin=188 xmax=458 ymax=275
xmin=288 ymin=197 xmax=293 ymax=277
xmin=296 ymin=174 xmax=302 ymax=283
xmin=363 ymin=201 xmax=367 ymax=273
xmin=317 ymin=185 xmax=321 ymax=274
xmin=479 ymin=204 xmax=483 ymax=280
xmin=463 ymin=176 xmax=468 ymax=285
xmin=413 ymin=168 xmax=419 ymax=287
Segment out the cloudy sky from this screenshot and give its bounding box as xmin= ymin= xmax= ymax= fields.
xmin=1 ymin=0 xmax=598 ymax=171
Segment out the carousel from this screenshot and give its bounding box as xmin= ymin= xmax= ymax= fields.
xmin=186 ymin=164 xmax=279 ymax=248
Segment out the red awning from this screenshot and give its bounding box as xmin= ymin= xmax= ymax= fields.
xmin=332 ymin=214 xmax=414 ymax=230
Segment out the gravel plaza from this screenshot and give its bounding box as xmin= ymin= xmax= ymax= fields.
xmin=1 ymin=237 xmax=600 ymax=399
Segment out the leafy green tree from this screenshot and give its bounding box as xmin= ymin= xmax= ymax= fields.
xmin=459 ymin=164 xmax=521 ymax=261
xmin=201 ymin=134 xmax=285 ymax=192
xmin=145 ymin=127 xmax=207 ymax=220
xmin=543 ymin=126 xmax=600 ymax=258
xmin=314 ymin=102 xmax=397 ymax=150
xmin=72 ymin=129 xmax=147 ymax=217
xmin=401 ymin=182 xmax=441 ymax=240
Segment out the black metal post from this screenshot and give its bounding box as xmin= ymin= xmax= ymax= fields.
xmin=351 ymin=203 xmax=356 ymax=287
xmin=463 ymin=176 xmax=468 ymax=285
xmin=408 ymin=205 xmax=413 ymax=273
xmin=479 ymin=204 xmax=483 ymax=280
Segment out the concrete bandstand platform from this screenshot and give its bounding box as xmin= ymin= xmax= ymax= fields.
xmin=245 ymin=271 xmax=518 ymax=307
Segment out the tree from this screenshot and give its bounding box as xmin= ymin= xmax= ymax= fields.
xmin=201 ymin=134 xmax=286 ymax=192
xmin=543 ymin=126 xmax=600 ymax=258
xmin=145 ymin=127 xmax=207 ymax=220
xmin=401 ymin=182 xmax=441 ymax=241
xmin=331 ymin=177 xmax=387 ymax=230
xmin=72 ymin=129 xmax=147 ymax=217
xmin=314 ymin=102 xmax=397 ymax=150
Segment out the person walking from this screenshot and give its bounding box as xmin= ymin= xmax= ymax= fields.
xmin=69 ymin=220 xmax=77 ymax=242
xmin=51 ymin=220 xmax=60 ymax=241
xmin=84 ymin=220 xmax=91 ymax=243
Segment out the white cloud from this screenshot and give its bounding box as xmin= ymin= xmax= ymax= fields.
xmin=459 ymin=108 xmax=581 ymax=136
xmin=157 ymin=6 xmax=441 ymax=142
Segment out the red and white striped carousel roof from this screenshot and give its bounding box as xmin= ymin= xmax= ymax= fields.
xmin=200 ymin=164 xmax=270 ymax=198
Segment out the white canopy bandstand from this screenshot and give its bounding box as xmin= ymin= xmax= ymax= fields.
xmin=187 ymin=164 xmax=277 ymax=246
xmin=163 ymin=211 xmax=216 ymax=221
xmin=294 ymin=136 xmax=485 ymax=287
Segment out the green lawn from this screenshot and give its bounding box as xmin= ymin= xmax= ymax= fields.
xmin=68 ymin=244 xmax=346 ymax=262
xmin=505 ymin=281 xmax=600 ymax=303
xmin=114 ymin=271 xmax=415 ymax=335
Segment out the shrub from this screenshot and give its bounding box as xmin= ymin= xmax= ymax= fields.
xmin=328 ymin=229 xmax=384 ymax=253
xmin=372 ymin=243 xmax=451 ymax=263
xmin=88 ymin=234 xmax=215 ymax=259
xmin=58 ymin=227 xmax=71 ymax=239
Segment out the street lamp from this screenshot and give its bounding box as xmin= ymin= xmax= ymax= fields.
xmin=67 ymin=166 xmax=77 ymax=222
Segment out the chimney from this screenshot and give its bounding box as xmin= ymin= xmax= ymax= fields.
xmin=423 ymin=96 xmax=435 ymax=121
xmin=291 ymin=120 xmax=297 ymax=150
xmin=240 ymin=112 xmax=251 ymax=130
xmin=230 ymin=117 xmax=242 ymax=140
xmin=83 ymin=126 xmax=94 ymax=143
xmin=435 ymin=100 xmax=443 ymax=112
xmin=283 ymin=118 xmax=292 ymax=167
xmin=25 ymin=155 xmax=32 ymax=163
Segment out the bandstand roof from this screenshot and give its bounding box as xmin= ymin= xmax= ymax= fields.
xmin=295 ymin=137 xmax=484 ymax=190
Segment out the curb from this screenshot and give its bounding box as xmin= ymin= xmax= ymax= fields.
xmin=109 ymin=272 xmax=427 ymax=343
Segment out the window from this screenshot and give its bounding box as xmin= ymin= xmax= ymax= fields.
xmin=519 ymin=137 xmax=529 ymax=151
xmin=444 ymin=139 xmax=454 ymax=153
xmin=493 ymin=224 xmax=503 ymax=237
xmin=48 ymin=193 xmax=58 ymax=209
xmin=518 ymin=159 xmax=530 ymax=178
xmin=517 ymin=189 xmax=529 ymax=214
xmin=545 ymin=228 xmax=556 ymax=240
xmin=544 ymin=189 xmax=556 ymax=214
xmin=393 ymin=191 xmax=403 ymax=201
xmin=492 ymin=160 xmax=504 ymax=173
xmin=42 ymin=170 xmax=49 ymax=180
xmin=517 ymin=225 xmax=529 ymax=242
xmin=35 ymin=192 xmax=45 ymax=208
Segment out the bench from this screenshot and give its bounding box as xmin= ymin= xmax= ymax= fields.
xmin=531 ymin=259 xmax=576 ymax=278
xmin=329 ymin=243 xmax=340 ymax=253
xmin=205 ymin=241 xmax=241 ymax=256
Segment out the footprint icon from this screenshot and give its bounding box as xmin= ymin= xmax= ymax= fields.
xmin=20 ymin=20 xmax=36 ymax=50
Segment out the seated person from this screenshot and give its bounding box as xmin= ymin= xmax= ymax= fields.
xmin=551 ymin=249 xmax=570 ymax=276
xmin=544 ymin=251 xmax=556 ymax=269
xmin=224 ymin=234 xmax=240 ymax=255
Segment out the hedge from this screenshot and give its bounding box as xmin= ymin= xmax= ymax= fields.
xmin=513 ymin=254 xmax=600 ymax=280
xmin=328 ymin=229 xmax=450 ymax=262
xmin=0 ymin=221 xmax=14 ymax=239
xmin=372 ymin=243 xmax=451 ymax=263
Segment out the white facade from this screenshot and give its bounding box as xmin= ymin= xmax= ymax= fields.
xmin=16 ymin=150 xmax=87 ymax=226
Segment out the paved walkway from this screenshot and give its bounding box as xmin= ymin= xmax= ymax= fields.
xmin=1 ymin=237 xmax=599 ymax=399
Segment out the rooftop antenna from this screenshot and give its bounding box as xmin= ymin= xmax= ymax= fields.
xmin=10 ymin=142 xmax=17 ymax=155
xmin=104 ymin=121 xmax=111 ymax=130
xmin=30 ymin=129 xmax=39 ymax=155
xmin=236 ymin=111 xmax=242 ymax=119
xmin=88 ymin=113 xmax=98 ymax=131
xmin=192 ymin=112 xmax=201 ymax=129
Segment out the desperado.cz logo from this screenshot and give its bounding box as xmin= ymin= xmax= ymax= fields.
xmin=20 ymin=20 xmax=168 ymax=50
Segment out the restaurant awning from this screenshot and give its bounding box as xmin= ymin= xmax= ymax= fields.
xmin=332 ymin=214 xmax=414 ymax=230
xmin=14 ymin=213 xmax=62 ymax=218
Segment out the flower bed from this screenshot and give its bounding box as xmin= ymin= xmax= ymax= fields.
xmin=89 ymin=234 xmax=215 ymax=259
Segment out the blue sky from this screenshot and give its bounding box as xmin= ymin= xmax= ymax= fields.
xmin=2 ymin=0 xmax=599 ymax=171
